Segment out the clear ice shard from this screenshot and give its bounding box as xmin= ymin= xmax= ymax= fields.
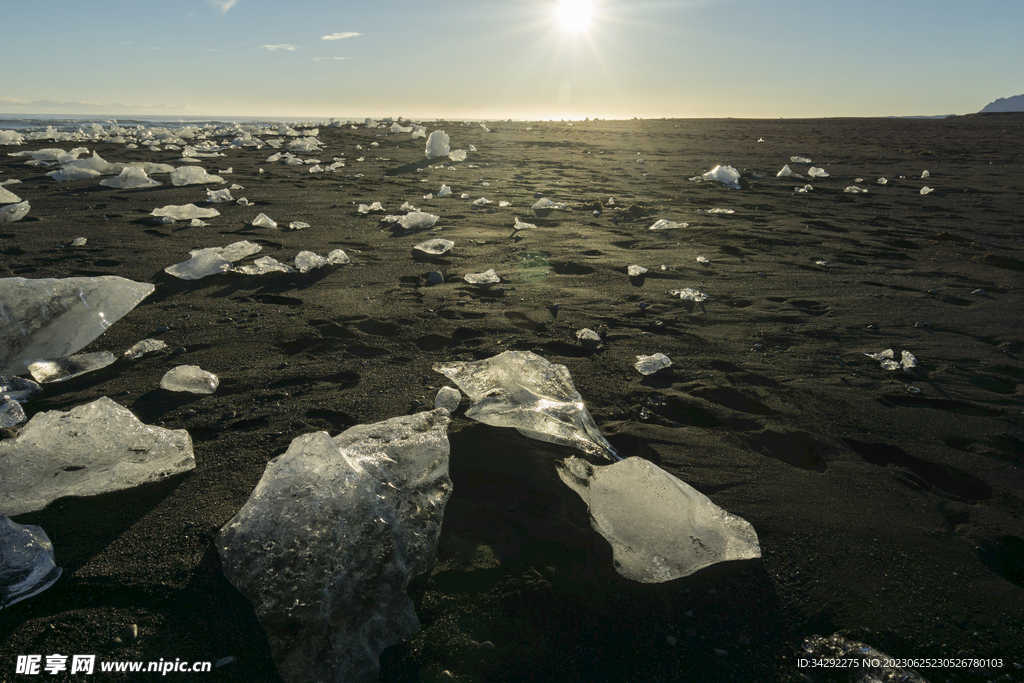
xmin=231 ymin=256 xmax=296 ymax=276
xmin=634 ymin=353 xmax=671 ymax=375
xmin=0 ymin=397 xmax=195 ymax=516
xmin=0 ymin=276 xmax=155 ymax=376
xmin=0 ymin=201 xmax=30 ymax=223
xmin=702 ymin=165 xmax=741 ymax=188
xmin=124 ymin=339 xmax=167 ymax=359
xmin=169 ymin=166 xmax=225 ymax=186
xmin=151 ymin=204 xmax=220 ymax=220
xmin=0 ymin=186 xmax=21 ymax=203
xmin=557 ymin=456 xmax=761 ymax=582
xmin=434 ymin=350 xmax=618 ymax=460
xmin=216 ymin=409 xmax=453 ymax=683
xmin=28 ymin=351 xmax=117 ymax=383
xmin=671 ymin=288 xmax=708 ymax=302
xmin=251 ymin=213 xmax=277 ymax=228
xmin=0 ymin=515 xmax=62 ymax=609
xmin=649 ymin=219 xmax=687 ymax=230
xmin=776 ymin=164 xmax=803 ymax=179
xmin=160 ymin=365 xmax=219 ymax=394
xmin=389 ymin=211 xmax=438 ymax=231
xmin=425 ymin=130 xmax=450 ymax=158
xmin=808 ymin=166 xmax=830 ymax=178
xmin=165 ymin=241 xmax=262 ymax=280
xmin=531 ymin=197 xmax=566 ymax=210
xmin=434 ymin=386 xmax=462 ymax=412
xmin=99 ymin=167 xmax=160 ymax=189
xmin=0 ymin=398 xmax=26 ymax=428
xmin=414 ymin=238 xmax=454 ymax=255
xmin=0 ymin=375 xmax=41 ymax=403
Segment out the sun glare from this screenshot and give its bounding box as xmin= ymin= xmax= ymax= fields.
xmin=555 ymin=0 xmax=595 ymax=33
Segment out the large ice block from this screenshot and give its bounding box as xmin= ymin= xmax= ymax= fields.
xmin=557 ymin=456 xmax=761 ymax=582
xmin=0 ymin=516 xmax=62 ymax=609
xmin=0 ymin=397 xmax=195 ymax=516
xmin=0 ymin=276 xmax=155 ymax=376
xmin=217 ymin=409 xmax=452 ymax=683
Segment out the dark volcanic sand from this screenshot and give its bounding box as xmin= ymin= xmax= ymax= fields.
xmin=1 ymin=115 xmax=1022 ymax=683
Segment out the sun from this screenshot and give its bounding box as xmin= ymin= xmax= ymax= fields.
xmin=554 ymin=0 xmax=595 ymax=33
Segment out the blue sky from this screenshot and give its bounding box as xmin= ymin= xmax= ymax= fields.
xmin=2 ymin=0 xmax=1021 ymax=120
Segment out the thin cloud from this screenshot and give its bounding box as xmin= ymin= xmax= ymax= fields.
xmin=312 ymin=57 xmax=351 ymax=61
xmin=208 ymin=0 xmax=237 ymax=14
xmin=0 ymin=97 xmax=188 ymax=113
xmin=322 ymin=32 xmax=361 ymax=40
xmin=260 ymin=44 xmax=297 ymax=51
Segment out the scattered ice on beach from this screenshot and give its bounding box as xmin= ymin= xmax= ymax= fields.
xmin=634 ymin=353 xmax=671 ymax=375
xmin=649 ymin=219 xmax=687 ymax=230
xmin=0 ymin=397 xmax=195 ymax=516
xmin=701 ymin=165 xmax=741 ymax=188
xmin=435 ymin=350 xmax=618 ymax=460
xmin=777 ymin=164 xmax=803 ymax=179
xmin=124 ymin=339 xmax=167 ymax=359
xmin=864 ymin=349 xmax=917 ymax=371
xmin=161 ymin=365 xmax=219 ymax=394
xmin=251 ymin=213 xmax=277 ymax=228
xmin=920 ymin=186 xmax=933 ymax=195
xmin=170 ymin=166 xmax=225 ymax=186
xmin=28 ymin=351 xmax=116 ymax=383
xmin=449 ymin=149 xmax=468 ymax=162
xmin=0 ymin=276 xmax=154 ymax=376
xmin=807 ymin=166 xmax=829 ymax=178
xmin=434 ymin=386 xmax=462 ymax=412
xmin=206 ymin=188 xmax=234 ymax=203
xmin=557 ymin=456 xmax=760 ymax=582
xmin=463 ymin=269 xmax=500 ymax=285
xmin=358 ymin=202 xmax=384 ymax=214
xmin=844 ymin=186 xmax=868 ymax=193
xmin=0 ymin=516 xmax=62 ymax=609
xmin=801 ymin=634 xmax=928 ymax=683
xmin=415 ymin=239 xmax=454 ymax=256
xmin=921 ymin=170 xmax=930 ymax=178
xmin=151 ymin=204 xmax=220 ymax=221
xmin=671 ymin=288 xmax=708 ymax=302
xmin=790 ymin=156 xmax=812 ymax=164
xmin=99 ymin=166 xmax=161 ymax=189
xmin=425 ymin=130 xmax=451 ymax=158
xmin=216 ymin=409 xmax=452 ymax=683
xmin=627 ymin=265 xmax=648 ymax=277
xmin=531 ymin=198 xmax=566 ymax=211
xmin=0 ymin=201 xmax=30 ymax=223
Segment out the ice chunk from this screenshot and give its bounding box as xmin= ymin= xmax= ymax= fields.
xmin=124 ymin=338 xmax=167 ymax=359
xmin=557 ymin=456 xmax=760 ymax=582
xmin=437 ymin=184 xmax=452 ymax=197
xmin=251 ymin=213 xmax=278 ymax=228
xmin=47 ymin=166 xmax=102 ymax=181
xmin=434 ymin=386 xmax=462 ymax=412
xmin=800 ymin=634 xmax=928 ymax=683
xmin=293 ymin=250 xmax=348 ymax=273
xmin=472 ymin=197 xmax=492 ymax=206
xmin=0 ymin=201 xmax=30 ymax=223
xmin=161 ymin=365 xmax=219 ymax=394
xmin=844 ymin=186 xmax=868 ymax=193
xmin=391 ymin=122 xmax=413 ymax=133
xmin=790 ymin=156 xmax=812 ymax=164
xmin=0 ymin=186 xmax=22 ymax=204
xmin=28 ymin=351 xmax=117 ymax=383
xmin=531 ymin=197 xmax=566 ymax=210
xmin=807 ymin=166 xmax=829 ymax=178
xmin=165 ymin=251 xmax=229 ymax=279
xmin=0 ymin=397 xmax=194 ymax=516
xmin=671 ymin=288 xmax=707 ymax=302
xmin=415 ymin=239 xmax=454 ymax=255
xmin=358 ymin=202 xmax=384 ymax=214
xmin=0 ymin=397 xmax=26 ymax=428
xmin=920 ymin=186 xmax=933 ymax=195
xmin=900 ymin=350 xmax=917 ymax=369
xmin=513 ymin=217 xmax=537 ymax=231
xmin=217 ymin=409 xmax=452 ymax=683
xmin=864 ymin=349 xmax=906 ymax=371
xmin=169 ymin=166 xmax=225 ymax=186
xmin=99 ymin=166 xmax=160 ymax=189
xmin=232 ymin=255 xmax=296 ymax=276
xmin=795 ymin=184 xmax=813 ymax=193
xmin=649 ymin=219 xmax=687 ymax=230
xmin=0 ymin=375 xmax=41 ymax=403
xmin=696 ymin=256 xmax=710 ymax=263
xmin=449 ymin=149 xmax=467 ymax=162
xmin=434 ymin=350 xmax=618 ymax=460
xmin=0 ymin=276 xmax=154 ymax=376
xmin=463 ymin=269 xmax=500 ymax=285
xmin=151 ymin=204 xmax=220 ymax=221
xmin=400 ymin=201 xmax=419 ymax=212
xmin=634 ymin=353 xmax=671 ymax=375
xmin=776 ymin=164 xmax=803 ymax=179
xmin=425 ymin=130 xmax=451 ymax=158
xmin=877 ymin=177 xmax=888 ymax=185
xmin=701 ymin=165 xmax=741 ymax=188
xmin=396 ymin=211 xmax=438 ymax=231
xmin=0 ymin=516 xmax=62 ymax=609
xmin=206 ymin=188 xmax=234 ymax=203
xmin=921 ymin=170 xmax=929 ymax=178
xmin=627 ymin=265 xmax=648 ymax=277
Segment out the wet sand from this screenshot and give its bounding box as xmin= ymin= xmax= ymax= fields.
xmin=1 ymin=115 xmax=1023 ymax=682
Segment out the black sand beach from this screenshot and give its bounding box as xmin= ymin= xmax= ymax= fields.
xmin=1 ymin=115 xmax=1022 ymax=682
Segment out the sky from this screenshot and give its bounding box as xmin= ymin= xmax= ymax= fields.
xmin=2 ymin=0 xmax=1022 ymax=121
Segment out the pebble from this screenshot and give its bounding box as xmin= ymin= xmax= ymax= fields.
xmin=666 ymin=636 xmax=677 ymax=647
xmin=155 ymin=325 xmax=170 ymax=333
xmin=737 ymin=635 xmax=750 ymax=646
xmin=714 ymin=648 xmax=728 ymax=657
xmin=972 ymin=288 xmax=986 ymax=295
xmin=427 ymin=271 xmax=444 ymax=285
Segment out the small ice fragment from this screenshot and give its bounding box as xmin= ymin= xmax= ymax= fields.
xmin=795 ymin=184 xmax=813 ymax=193
xmin=124 ymin=339 xmax=167 ymax=359
xmin=807 ymin=166 xmax=829 ymax=178
xmin=169 ymin=166 xmax=225 ymax=186
xmin=627 ymin=265 xmax=648 ymax=277
xmin=0 ymin=397 xmax=27 ymax=428
xmin=864 ymin=349 xmax=894 ymax=361
xmin=0 ymin=186 xmax=21 ymax=203
xmin=464 ymin=269 xmax=500 ymax=285
xmin=790 ymin=156 xmax=812 ymax=164
xmin=815 ymin=260 xmax=828 ymax=266
xmin=500 ymin=201 xmax=512 ymax=207
xmin=649 ymin=219 xmax=687 ymax=230
xmin=0 ymin=201 xmax=30 ymax=223
xmin=531 ymin=197 xmax=565 ymax=210
xmin=206 ymin=188 xmax=234 ymax=203
xmin=425 ymin=130 xmax=451 ymax=158
xmin=671 ymin=288 xmax=707 ymax=302
xmin=557 ymin=456 xmax=760 ymax=582
xmin=237 ymin=197 xmax=251 ymax=206
xmin=844 ymin=186 xmax=868 ymax=193
xmin=422 ymin=194 xmax=433 ymax=201
xmin=697 ymin=256 xmax=710 ymax=263
xmin=231 ymin=256 xmax=295 ymax=276
xmin=701 ymin=165 xmax=741 ymax=188
xmin=437 ymin=185 xmax=452 ymax=197
xmin=434 ymin=386 xmax=462 ymax=412
xmin=757 ymin=137 xmax=764 ymax=143
xmin=71 ymin=237 xmax=87 ymax=247
xmin=0 ymin=375 xmax=41 ymax=403
xmin=921 ymin=170 xmax=929 ymax=178
xmin=900 ymin=351 xmax=917 ymax=370
xmin=400 ymin=202 xmax=419 ymax=213
xmin=434 ymin=350 xmax=617 ymax=460
xmin=327 ymin=249 xmax=351 ymax=265
xmin=777 ymin=164 xmax=803 ymax=179
xmin=288 ymin=221 xmax=310 ymax=230
xmin=513 ymin=217 xmax=537 ymax=231
xmin=920 ymin=187 xmax=933 ymax=195
xmin=99 ymin=167 xmax=161 ymax=189
xmin=0 ymin=516 xmax=62 ymax=609
xmin=634 ymin=353 xmax=671 ymax=375
xmin=151 ymin=204 xmax=220 ymax=221
xmin=358 ymin=202 xmax=384 ymax=214
xmin=415 ymin=239 xmax=454 ymax=255
xmin=0 ymin=397 xmax=194 ymax=516
xmin=576 ymin=329 xmax=601 ymax=344
xmin=877 ymin=177 xmax=888 ymax=185
xmin=251 ymin=213 xmax=277 ymax=228
xmin=449 ymin=149 xmax=467 ymax=162
xmin=472 ymin=197 xmax=492 ymax=206
xmin=161 ymin=365 xmax=219 ymax=394
xmin=28 ymin=351 xmax=117 ymax=383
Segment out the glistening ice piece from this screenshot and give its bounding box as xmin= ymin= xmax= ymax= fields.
xmin=434 ymin=350 xmax=619 ymax=460
xmin=217 ymin=409 xmax=452 ymax=683
xmin=0 ymin=276 xmax=155 ymax=376
xmin=0 ymin=516 xmax=62 ymax=609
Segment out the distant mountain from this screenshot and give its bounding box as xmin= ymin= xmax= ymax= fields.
xmin=980 ymin=94 xmax=1024 ymax=113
